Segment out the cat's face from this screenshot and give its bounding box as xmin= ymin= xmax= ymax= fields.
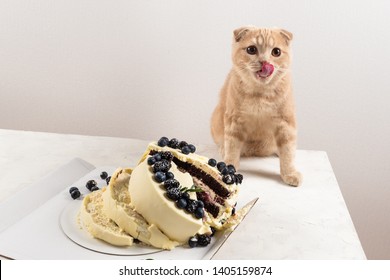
xmin=231 ymin=27 xmax=292 ymax=86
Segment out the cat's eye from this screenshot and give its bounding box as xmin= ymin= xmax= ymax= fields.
xmin=246 ymin=46 xmax=257 ymax=55
xmin=271 ymin=47 xmax=281 ymax=57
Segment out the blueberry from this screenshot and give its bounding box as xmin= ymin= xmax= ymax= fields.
xmin=181 ymin=192 xmax=190 ymax=200
xmin=227 ymin=164 xmax=236 ymax=174
xmin=157 ymin=137 xmax=169 ymax=147
xmin=188 ymin=144 xmax=196 ymax=153
xmin=166 ymin=188 xmax=181 ymax=201
xmin=86 ymin=180 xmax=97 ymax=191
xmin=164 ymin=179 xmax=180 ymax=189
xmin=69 ymin=186 xmax=78 ymax=194
xmin=106 ymin=176 xmax=111 ymax=185
xmin=147 ymin=157 xmax=156 ymax=165
xmin=100 ymin=171 xmax=108 ymax=180
xmin=194 ymin=207 xmax=204 ymax=219
xmin=217 ymin=162 xmax=226 ymax=172
xmin=168 ymin=138 xmax=180 ymax=149
xmin=186 ymin=199 xmax=198 ymax=213
xmin=221 ymin=167 xmax=229 ymax=175
xmin=188 ymin=236 xmax=198 ymax=248
xmin=181 ymin=146 xmax=191 ymax=155
xmin=210 ymin=227 xmax=217 ymax=237
xmin=197 ymin=234 xmax=211 ymax=247
xmin=179 ymin=141 xmax=188 ymax=148
xmin=222 ymin=174 xmax=235 ymax=185
xmin=153 ymin=153 xmax=162 ymax=161
xmin=161 ymin=151 xmax=174 ymax=161
xmin=154 ymin=171 xmax=166 ymax=183
xmin=197 ymin=200 xmax=204 ymax=208
xmin=208 ymin=158 xmax=217 ymax=167
xmin=166 ymin=171 xmax=174 ymax=180
xmin=176 ymin=198 xmax=188 ymax=209
xmin=90 ymin=186 xmax=99 ymax=192
xmin=70 ymin=189 xmax=81 ymax=199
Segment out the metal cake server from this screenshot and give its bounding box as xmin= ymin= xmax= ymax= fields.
xmin=203 ymin=197 xmax=259 ymax=260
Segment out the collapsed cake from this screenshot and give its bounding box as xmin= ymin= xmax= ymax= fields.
xmin=78 ymin=137 xmax=244 ymax=250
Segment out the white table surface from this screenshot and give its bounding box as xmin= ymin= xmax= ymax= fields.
xmin=0 ymin=129 xmax=366 ymax=259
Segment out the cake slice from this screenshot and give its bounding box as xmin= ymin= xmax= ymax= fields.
xmin=102 ymin=168 xmax=179 ymax=250
xmin=79 ymin=188 xmax=133 ymax=246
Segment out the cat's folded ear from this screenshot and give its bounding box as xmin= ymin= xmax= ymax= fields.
xmin=233 ymin=26 xmax=254 ymax=42
xmin=279 ymin=29 xmax=293 ymax=45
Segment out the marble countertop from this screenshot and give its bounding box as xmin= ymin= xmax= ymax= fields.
xmin=0 ymin=129 xmax=366 ymax=259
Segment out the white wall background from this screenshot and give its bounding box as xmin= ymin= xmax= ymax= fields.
xmin=1 ymin=0 xmax=389 ymax=259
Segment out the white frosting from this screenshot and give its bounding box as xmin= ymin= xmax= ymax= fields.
xmin=129 ymin=157 xmax=209 ymax=243
xmin=102 ymin=168 xmax=179 ymax=249
xmin=79 ymin=188 xmax=134 ymax=246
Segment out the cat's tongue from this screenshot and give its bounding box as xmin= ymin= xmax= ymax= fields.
xmin=257 ymin=62 xmax=274 ymax=78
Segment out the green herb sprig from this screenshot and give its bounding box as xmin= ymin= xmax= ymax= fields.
xmin=180 ymin=185 xmax=203 ymax=193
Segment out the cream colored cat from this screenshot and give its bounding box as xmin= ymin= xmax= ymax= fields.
xmin=211 ymin=26 xmax=302 ymax=186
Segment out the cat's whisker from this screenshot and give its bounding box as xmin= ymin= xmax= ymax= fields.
xmin=235 ymin=65 xmax=251 ymax=75
xmin=275 ymin=67 xmax=290 ymax=73
xmin=237 ymin=62 xmax=290 ymax=77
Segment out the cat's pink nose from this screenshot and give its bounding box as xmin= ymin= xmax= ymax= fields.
xmin=258 ymin=62 xmax=274 ymax=78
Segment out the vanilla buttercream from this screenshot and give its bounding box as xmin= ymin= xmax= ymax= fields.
xmin=129 ymin=157 xmax=210 ymax=243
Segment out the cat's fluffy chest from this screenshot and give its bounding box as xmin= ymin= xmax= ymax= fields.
xmin=236 ymin=87 xmax=283 ymax=121
xmin=231 ymin=87 xmax=287 ymax=141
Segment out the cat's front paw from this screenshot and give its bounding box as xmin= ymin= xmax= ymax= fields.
xmin=281 ymin=170 xmax=302 ymax=187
